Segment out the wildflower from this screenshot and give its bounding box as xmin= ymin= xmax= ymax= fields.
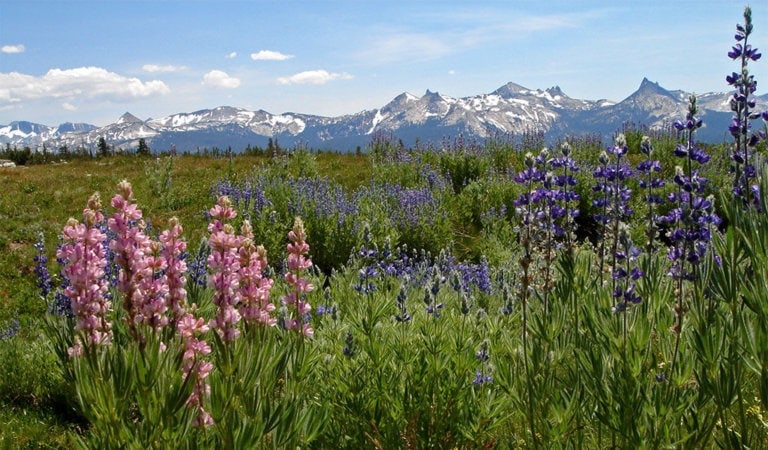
xmin=33 ymin=234 xmax=51 ymax=299
xmin=610 ymin=224 xmax=644 ymax=313
xmin=473 ymin=369 xmax=494 ymax=386
xmin=281 ymin=217 xmax=315 ymax=337
xmin=50 ymin=286 xmax=74 ymax=318
xmin=727 ymin=6 xmax=765 ymax=209
xmin=592 ymin=134 xmax=636 ymax=280
xmin=135 ymin=241 xmax=170 ymax=330
xmin=473 ymin=341 xmax=494 ymax=386
xmin=342 ymin=330 xmax=356 ymax=357
xmin=178 ymin=313 xmax=214 ymax=427
xmin=316 ymin=304 xmax=336 ymax=317
xmin=550 ymin=141 xmax=581 ymax=244
xmin=237 ymin=221 xmax=276 ymax=327
xmin=159 ymin=217 xmax=188 ymax=324
xmin=475 ymin=341 xmax=490 ymax=362
xmin=514 ymin=146 xmax=578 ymax=311
xmin=394 ymin=281 xmax=411 ymax=323
xmin=423 ymin=267 xmax=445 ymax=319
xmin=636 ymin=136 xmax=665 ymax=251
xmin=57 ymin=193 xmax=112 ymax=352
xmin=354 ymin=265 xmax=378 ymax=294
xmin=659 ymin=96 xmax=720 ymax=281
xmin=108 ymin=180 xmax=169 ymax=335
xmin=662 ymin=96 xmax=720 ymax=376
xmin=188 ymin=239 xmax=210 ymax=289
xmin=207 ymin=196 xmax=243 ymax=342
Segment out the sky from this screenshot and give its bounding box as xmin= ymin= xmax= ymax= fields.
xmin=1 ymin=0 xmax=766 ymax=127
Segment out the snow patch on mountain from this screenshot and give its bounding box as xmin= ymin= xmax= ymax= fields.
xmin=367 ymin=110 xmax=387 ymax=135
xmin=3 ymin=78 xmax=766 ymax=151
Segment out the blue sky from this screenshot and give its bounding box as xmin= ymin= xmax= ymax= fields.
xmin=1 ymin=0 xmax=766 ymax=126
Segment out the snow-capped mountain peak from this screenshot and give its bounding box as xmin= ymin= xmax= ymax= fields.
xmin=2 ymin=78 xmax=764 ymax=152
xmin=116 ymin=112 xmax=144 ymax=125
xmin=492 ymin=82 xmax=530 ymax=98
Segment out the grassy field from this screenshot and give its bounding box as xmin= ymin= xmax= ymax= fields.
xmin=0 ymin=152 xmax=370 ymax=447
xmin=2 ymin=137 xmax=768 ymax=448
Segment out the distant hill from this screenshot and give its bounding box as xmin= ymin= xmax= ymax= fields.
xmin=2 ymin=78 xmax=763 ymax=152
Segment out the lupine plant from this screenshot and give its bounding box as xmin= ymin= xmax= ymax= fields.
xmin=511 ymin=149 xmax=546 ymax=444
xmin=636 ymin=135 xmax=665 ymax=253
xmin=727 ymin=5 xmax=766 ymax=208
xmin=550 ymin=141 xmax=581 ymax=249
xmin=660 ymin=95 xmax=721 ymax=375
xmin=57 ymin=192 xmax=112 ymax=355
xmin=281 ymin=217 xmax=315 ymax=337
xmin=42 ymin=181 xmax=328 ymax=447
xmin=206 ymin=195 xmax=244 ymax=342
xmin=592 ymin=133 xmax=637 ymax=284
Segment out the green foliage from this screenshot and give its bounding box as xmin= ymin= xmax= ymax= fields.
xmin=0 ymin=325 xmax=66 ymax=407
xmin=44 ymin=287 xmax=328 ymax=448
xmin=313 ymin=267 xmax=508 ymax=448
xmin=437 ymin=148 xmax=491 ymax=194
xmin=144 ymin=155 xmax=178 ymax=209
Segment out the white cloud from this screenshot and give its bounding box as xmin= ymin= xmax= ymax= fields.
xmin=251 ymin=50 xmax=294 ymax=61
xmin=62 ymin=102 xmax=77 ymax=111
xmin=202 ymin=70 xmax=241 ymax=88
xmin=142 ymin=64 xmax=187 ymax=73
xmin=226 ymin=51 xmax=238 ymax=59
xmin=277 ymin=70 xmax=353 ymax=85
xmin=0 ymin=67 xmax=170 ymax=103
xmin=1 ymin=44 xmax=25 ymax=54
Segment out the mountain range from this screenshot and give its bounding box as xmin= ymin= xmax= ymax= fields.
xmin=1 ymin=78 xmax=762 ymax=153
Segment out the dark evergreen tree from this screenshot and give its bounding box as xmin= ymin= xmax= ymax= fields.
xmin=137 ymin=138 xmax=151 ymax=156
xmin=98 ymin=137 xmax=109 ymax=157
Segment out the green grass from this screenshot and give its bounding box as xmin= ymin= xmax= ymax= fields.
xmin=4 ymin=143 xmax=768 ymax=447
xmin=0 ymin=404 xmax=79 ymax=449
xmin=0 ymin=152 xmax=371 ymax=446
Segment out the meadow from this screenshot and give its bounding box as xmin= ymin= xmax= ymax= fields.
xmin=2 ymin=7 xmax=768 ymax=449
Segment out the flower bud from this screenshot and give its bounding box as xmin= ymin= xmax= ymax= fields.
xmin=150 ymin=240 xmax=163 ymax=255
xmin=687 ymin=95 xmax=698 ymax=116
xmin=87 ymin=192 xmax=102 ymax=211
xmin=117 ymin=179 xmax=132 ymax=200
xmin=618 ymin=222 xmax=630 ymax=245
xmin=706 ymin=195 xmax=716 ymax=213
xmin=241 ymin=220 xmax=252 ymax=237
xmin=614 ymin=133 xmax=627 ymax=149
xmin=83 ymin=209 xmax=97 ymax=227
xmin=640 ymin=136 xmax=653 ymax=156
xmin=292 ymin=217 xmax=307 ymax=241
xmin=524 ymin=152 xmax=535 ymax=168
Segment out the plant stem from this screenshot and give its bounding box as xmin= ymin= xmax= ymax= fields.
xmin=670 ymin=275 xmax=684 ymax=375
